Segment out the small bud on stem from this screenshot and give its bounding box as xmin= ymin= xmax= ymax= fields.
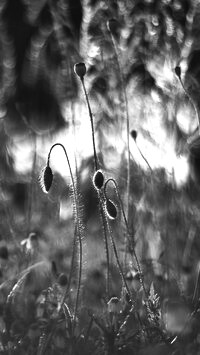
xmin=175 ymin=66 xmax=181 ymax=78
xmin=93 ymin=170 xmax=104 ymax=190
xmin=74 ymin=62 xmax=86 ymax=80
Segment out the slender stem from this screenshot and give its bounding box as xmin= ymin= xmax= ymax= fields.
xmin=104 ymin=178 xmax=147 ymax=298
xmin=135 ymin=143 xmax=153 ymax=172
xmin=99 ymin=191 xmax=110 ymax=300
xmin=109 ymin=30 xmax=131 ymax=268
xmin=179 ymin=76 xmax=200 ymax=134
xmin=70 ymin=101 xmax=78 ymax=178
xmin=81 ymin=78 xmax=98 ymax=171
xmin=109 ymin=33 xmax=130 ymax=216
xmin=79 ymin=73 xmax=110 ymax=299
xmin=66 ymin=224 xmax=78 ymax=298
xmin=27 ymin=134 xmax=37 ymax=236
xmin=105 ymin=211 xmax=132 ymax=300
xmin=103 ymin=178 xmax=132 ymax=299
xmin=48 ymin=143 xmax=82 ymax=332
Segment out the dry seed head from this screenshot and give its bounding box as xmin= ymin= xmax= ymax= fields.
xmin=74 ymin=62 xmax=86 ymax=80
xmin=40 ymin=165 xmax=53 ymax=193
xmin=175 ymin=66 xmax=181 ymax=78
xmin=105 ymin=198 xmax=117 ymax=220
xmin=93 ymin=169 xmax=104 ymax=190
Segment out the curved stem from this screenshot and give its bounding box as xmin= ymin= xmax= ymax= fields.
xmin=109 ymin=32 xmax=130 ymax=221
xmin=179 ymin=76 xmax=200 ymax=135
xmin=48 ymin=143 xmax=82 ymax=331
xmin=105 ymin=209 xmax=132 ymax=300
xmin=135 ymin=143 xmax=153 ymax=172
xmin=103 ymin=179 xmax=132 ymax=299
xmin=104 ymin=178 xmax=147 ymax=298
xmin=80 ymin=78 xmax=98 ymax=171
xmin=109 ymin=31 xmax=131 ymax=270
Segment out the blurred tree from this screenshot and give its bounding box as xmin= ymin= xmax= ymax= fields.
xmin=0 ymin=0 xmax=83 ymax=136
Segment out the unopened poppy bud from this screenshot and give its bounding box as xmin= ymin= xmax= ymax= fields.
xmin=130 ymin=130 xmax=137 ymax=141
xmin=105 ymin=198 xmax=117 ymax=220
xmin=107 ymin=297 xmax=121 ymax=313
xmin=74 ymin=62 xmax=86 ymax=80
xmin=175 ymin=66 xmax=181 ymax=78
xmin=40 ymin=165 xmax=53 ymax=193
xmin=93 ymin=170 xmax=104 ymax=190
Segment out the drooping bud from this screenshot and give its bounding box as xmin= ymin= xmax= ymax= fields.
xmin=130 ymin=130 xmax=137 ymax=141
xmin=39 ymin=165 xmax=53 ymax=193
xmin=93 ymin=170 xmax=104 ymax=190
xmin=43 ymin=165 xmax=53 ymax=192
xmin=105 ymin=198 xmax=117 ymax=220
xmin=175 ymin=66 xmax=181 ymax=78
xmin=74 ymin=62 xmax=86 ymax=80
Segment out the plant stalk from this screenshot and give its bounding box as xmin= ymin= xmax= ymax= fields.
xmin=81 ymin=78 xmax=98 ymax=171
xmin=48 ymin=143 xmax=82 ymax=332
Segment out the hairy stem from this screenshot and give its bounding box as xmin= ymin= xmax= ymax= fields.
xmin=80 ymin=78 xmax=98 ymax=171
xmin=79 ymin=74 xmax=110 ymax=298
xmin=105 ymin=213 xmax=132 ymax=300
xmin=104 ymin=178 xmax=147 ymax=298
xmin=109 ymin=29 xmax=131 ymax=266
xmin=48 ymin=143 xmax=82 ymax=331
xmin=99 ymin=191 xmax=110 ymax=300
xmin=70 ymin=101 xmax=78 ymax=178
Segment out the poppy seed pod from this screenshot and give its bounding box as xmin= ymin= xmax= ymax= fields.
xmin=43 ymin=165 xmax=53 ymax=193
xmin=74 ymin=62 xmax=86 ymax=80
xmin=130 ymin=130 xmax=137 ymax=141
xmin=93 ymin=170 xmax=104 ymax=190
xmin=175 ymin=66 xmax=181 ymax=78
xmin=105 ymin=198 xmax=117 ymax=220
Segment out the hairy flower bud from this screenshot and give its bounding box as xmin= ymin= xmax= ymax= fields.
xmin=39 ymin=165 xmax=53 ymax=193
xmin=93 ymin=170 xmax=104 ymax=190
xmin=74 ymin=62 xmax=86 ymax=80
xmin=105 ymin=198 xmax=117 ymax=220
